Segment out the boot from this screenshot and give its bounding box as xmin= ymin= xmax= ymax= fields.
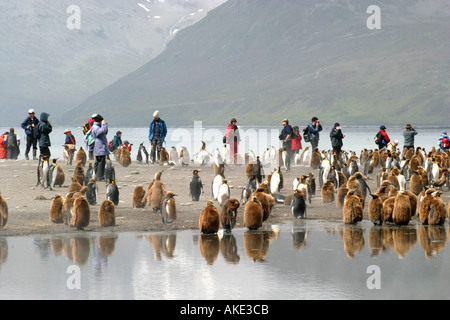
xmin=89 ymin=150 xmax=94 ymax=161
xmin=25 ymin=151 xmax=29 ymax=160
xmin=32 ymin=149 xmax=37 ymax=160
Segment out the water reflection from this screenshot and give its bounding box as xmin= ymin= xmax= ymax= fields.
xmin=219 ymin=233 xmax=240 ymax=264
xmin=145 ymin=234 xmax=176 ymax=261
xmin=0 ymin=238 xmax=7 ymax=269
xmin=419 ymin=225 xmax=447 ymax=258
xmin=243 ymin=230 xmax=277 ymax=263
xmin=291 ymin=221 xmax=308 ymax=250
xmin=199 ymin=234 xmax=220 ymax=265
xmin=338 ymin=225 xmax=365 ymax=259
xmin=367 ymin=225 xmax=417 ymax=259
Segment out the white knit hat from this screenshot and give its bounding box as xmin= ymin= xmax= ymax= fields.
xmin=153 ymin=110 xmax=160 ymax=118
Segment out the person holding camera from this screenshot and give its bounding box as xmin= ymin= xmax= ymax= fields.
xmin=21 ymin=109 xmax=39 ymax=160
xmin=402 ymin=124 xmax=418 ymax=151
xmin=330 ymin=122 xmax=345 ymax=156
xmin=308 ymin=117 xmax=323 ymax=149
xmin=90 ymin=114 xmax=109 ymax=181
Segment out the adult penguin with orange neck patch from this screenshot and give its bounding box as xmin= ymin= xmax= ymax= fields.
xmin=189 ymin=170 xmax=203 ymax=201
xmin=161 ymin=191 xmax=177 ymax=224
xmin=106 ymin=180 xmax=119 ymax=206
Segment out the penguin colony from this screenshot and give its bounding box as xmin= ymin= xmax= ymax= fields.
xmin=2 ymin=140 xmax=450 ymax=240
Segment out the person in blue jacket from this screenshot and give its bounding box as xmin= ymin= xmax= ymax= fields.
xmin=308 ymin=116 xmax=323 ymax=149
xmin=21 ymin=109 xmax=39 ymax=160
xmin=148 ymin=110 xmax=167 ymax=164
xmin=438 ymin=130 xmax=450 ymax=152
xmin=38 ymin=112 xmax=52 ymax=159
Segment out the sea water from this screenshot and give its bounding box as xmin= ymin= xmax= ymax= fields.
xmin=0 ymin=124 xmax=447 ymax=161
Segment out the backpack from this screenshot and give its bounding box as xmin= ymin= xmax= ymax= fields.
xmin=109 ymin=140 xmax=114 ymax=152
xmin=86 ymin=129 xmax=95 ymax=146
xmin=374 ymin=131 xmax=383 ymax=145
xmin=303 ymin=126 xmax=311 ymax=143
xmin=291 ymin=126 xmax=300 ymax=139
xmin=82 ymin=122 xmax=90 ymax=135
xmin=33 ymin=122 xmax=42 ymax=140
xmin=441 ymin=137 xmax=450 ymax=149
xmin=6 ymin=134 xmax=17 ymax=149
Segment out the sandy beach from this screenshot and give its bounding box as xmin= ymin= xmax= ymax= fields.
xmin=0 ymin=153 xmax=448 ymax=238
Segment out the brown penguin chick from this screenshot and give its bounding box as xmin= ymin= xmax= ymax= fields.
xmin=402 ymin=190 xmax=418 ymax=217
xmin=417 ymin=166 xmax=429 ymax=187
xmin=387 ymin=174 xmax=400 ymax=191
xmin=408 ymin=155 xmax=420 ymax=177
xmin=147 ymin=171 xmax=167 ymax=213
xmin=418 ymin=188 xmax=435 ymax=224
xmin=70 ymin=196 xmax=90 ymax=230
xmin=382 ymin=197 xmax=396 ymax=223
xmin=73 ymin=186 xmax=88 ymax=199
xmin=132 ymin=186 xmax=147 ymax=208
xmin=68 ymin=177 xmax=82 ymax=193
xmin=75 ymin=147 xmax=87 ymax=167
xmin=160 ymin=147 xmax=170 ymax=164
xmin=63 ymin=191 xmax=76 ymax=225
xmin=72 ymin=161 xmax=85 ymax=186
xmin=321 ymin=179 xmax=335 ymax=203
xmin=220 ymin=199 xmax=240 ymax=232
xmin=0 ymin=192 xmax=8 ymax=230
xmin=54 ymin=163 xmax=65 ymax=187
xmin=347 ymin=175 xmax=362 ymax=196
xmin=428 ymin=192 xmax=446 ymax=226
xmin=410 ymin=170 xmax=424 ymax=195
xmin=252 ymin=187 xmax=275 ymax=222
xmin=392 ymin=192 xmax=412 ymax=225
xmin=98 ymin=200 xmax=115 ymax=227
xmin=336 ymin=185 xmax=350 ymax=209
xmin=342 ymin=189 xmax=363 ymax=224
xmin=49 ymin=194 xmax=65 ymax=224
xmin=244 ymin=196 xmax=264 ymax=230
xmin=120 ymin=147 xmax=132 ymax=167
xmin=310 ymin=147 xmax=321 ymax=169
xmin=199 ymin=200 xmax=220 ymax=234
xmin=368 ymin=194 xmax=383 ymax=225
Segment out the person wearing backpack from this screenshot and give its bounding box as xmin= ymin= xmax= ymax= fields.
xmin=375 ymin=125 xmax=390 ymax=149
xmin=38 ymin=112 xmax=53 ymax=159
xmin=83 ymin=117 xmax=95 ymax=160
xmin=280 ymin=118 xmax=293 ymax=171
xmin=307 ymin=117 xmax=323 ymax=149
xmin=6 ymin=128 xmax=20 ymax=160
xmin=291 ymin=125 xmax=303 ymax=156
xmin=0 ymin=131 xmax=7 ymax=159
xmin=90 ymin=114 xmax=109 ymax=181
xmin=330 ymin=123 xmax=345 ymax=156
xmin=110 ymin=131 xmax=123 ymax=152
xmin=438 ymin=131 xmax=450 ymax=152
xmin=20 ymin=109 xmax=39 ymax=160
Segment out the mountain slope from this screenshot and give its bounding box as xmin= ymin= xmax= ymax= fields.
xmin=0 ymin=0 xmax=227 ymax=126
xmin=66 ymin=0 xmax=450 ymax=127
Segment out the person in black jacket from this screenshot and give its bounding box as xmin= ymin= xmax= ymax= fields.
xmin=38 ymin=112 xmax=52 ymax=159
xmin=330 ymin=122 xmax=345 ymax=156
xmin=20 ymin=109 xmax=39 ymax=160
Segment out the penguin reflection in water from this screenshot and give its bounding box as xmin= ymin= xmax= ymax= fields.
xmin=161 ymin=191 xmax=177 ymax=224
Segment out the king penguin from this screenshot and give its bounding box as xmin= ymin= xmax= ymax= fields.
xmin=161 ymin=191 xmax=177 ymax=224
xmin=189 ymin=170 xmax=203 ymax=201
xmin=106 ymin=180 xmax=120 ymax=206
xmin=86 ymin=178 xmax=98 ymax=206
xmin=84 ymin=163 xmax=94 ymax=186
xmin=220 ymin=199 xmax=240 ymax=232
xmin=291 ymin=189 xmax=306 ymax=219
xmin=217 ymin=179 xmax=231 ymax=207
xmin=105 ymin=157 xmax=115 ymax=185
xmin=199 ymin=200 xmax=220 ymax=234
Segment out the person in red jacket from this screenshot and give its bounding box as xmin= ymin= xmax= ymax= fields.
xmin=225 ymin=118 xmax=240 ymax=162
xmin=291 ymin=125 xmax=303 ymax=155
xmin=0 ymin=131 xmax=8 ymax=159
xmin=377 ymin=125 xmax=390 ymax=149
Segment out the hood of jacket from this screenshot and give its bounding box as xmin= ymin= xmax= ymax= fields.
xmin=40 ymin=112 xmax=50 ymax=122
